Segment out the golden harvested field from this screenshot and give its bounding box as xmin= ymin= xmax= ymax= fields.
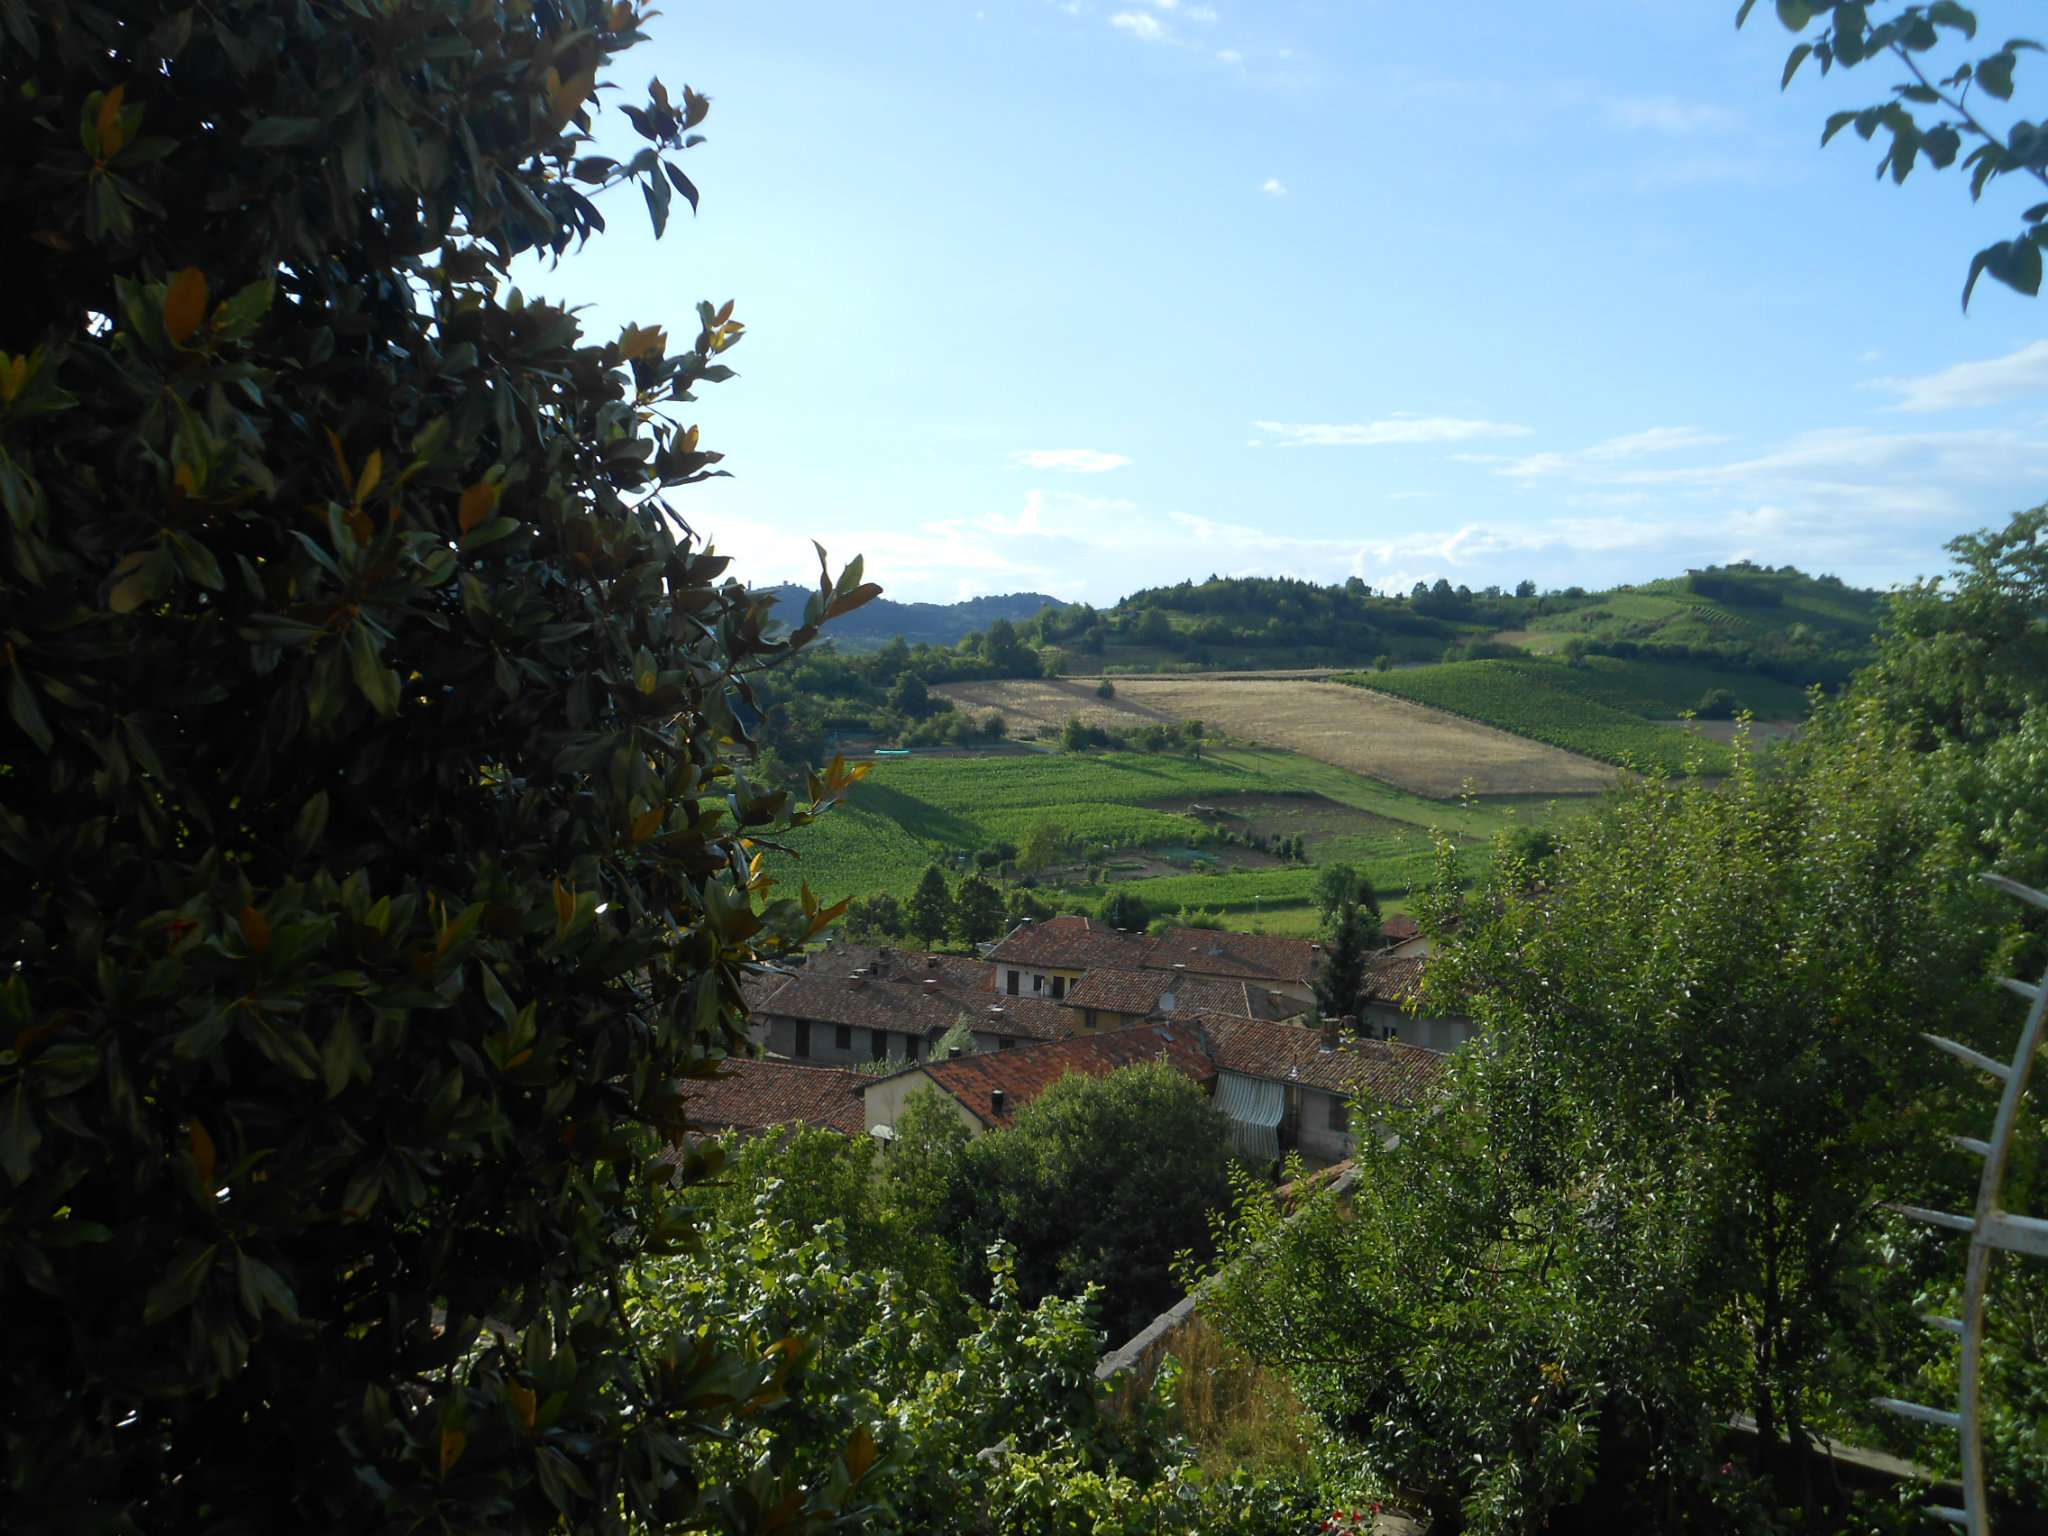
xmin=935 ymin=676 xmax=1618 ymax=798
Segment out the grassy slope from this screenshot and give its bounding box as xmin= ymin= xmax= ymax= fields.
xmin=1334 ymin=658 xmax=1760 ymax=774
xmin=769 ymin=747 xmax=1571 ymax=926
xmin=1522 ymin=575 xmax=1882 ymax=652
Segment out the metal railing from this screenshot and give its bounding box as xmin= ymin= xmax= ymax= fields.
xmin=1882 ymin=873 xmax=2048 ymax=1535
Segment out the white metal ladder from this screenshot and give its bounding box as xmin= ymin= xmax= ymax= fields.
xmin=1882 ymin=873 xmax=2048 ymax=1534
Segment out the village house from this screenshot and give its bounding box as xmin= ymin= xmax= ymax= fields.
xmin=746 ymin=944 xmax=1074 ymax=1065
xmin=1060 ymin=965 xmax=1297 ymax=1034
xmin=1200 ymin=1014 xmax=1448 ymax=1167
xmin=1359 ymin=953 xmax=1474 ymax=1051
xmin=986 ymin=914 xmax=1323 ymax=1005
xmin=861 ymin=1021 xmax=1216 ymax=1139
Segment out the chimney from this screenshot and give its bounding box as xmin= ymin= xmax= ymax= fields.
xmin=848 ymin=973 xmax=865 ymax=988
xmin=987 ymin=1005 xmax=1005 ymax=1018
xmin=1172 ymin=962 xmax=1187 ymax=972
xmin=1320 ymin=1014 xmax=1341 ymax=1051
xmin=949 ymin=1045 xmax=963 ymax=1059
xmin=922 ymin=978 xmax=939 ymax=992
xmin=991 ymin=1088 xmax=1006 ymax=1116
xmin=925 ymin=955 xmax=939 ymax=970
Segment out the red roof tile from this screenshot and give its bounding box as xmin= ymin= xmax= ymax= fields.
xmin=1141 ymin=927 xmax=1320 ymax=985
xmin=679 ymin=1057 xmax=867 ymax=1137
xmin=1063 ymin=966 xmax=1291 ymax=1020
xmin=987 ymin=915 xmax=1154 ymax=972
xmin=1199 ymin=1017 xmax=1446 ymax=1106
xmin=899 ymin=1023 xmax=1216 ymax=1128
xmin=750 ymin=945 xmax=1072 ymax=1044
xmin=969 ymin=994 xmax=1077 ymax=1043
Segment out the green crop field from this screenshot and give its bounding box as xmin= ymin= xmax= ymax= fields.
xmin=766 ymin=746 xmax=1575 ymax=928
xmin=1334 ymin=660 xmax=1741 ymax=774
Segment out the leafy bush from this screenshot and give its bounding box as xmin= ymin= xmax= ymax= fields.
xmin=1695 ymin=686 xmax=1742 ymax=720
xmin=0 ymin=4 xmax=873 ymax=1528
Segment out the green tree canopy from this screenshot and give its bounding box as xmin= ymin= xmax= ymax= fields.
xmin=907 ymin=864 xmax=955 ymax=947
xmin=951 ymin=872 xmax=1005 ymax=946
xmin=0 ymin=2 xmax=878 ymax=1529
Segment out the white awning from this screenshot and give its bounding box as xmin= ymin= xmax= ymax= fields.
xmin=1216 ymin=1071 xmax=1283 ymax=1164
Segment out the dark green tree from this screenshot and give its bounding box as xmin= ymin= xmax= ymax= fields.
xmin=1313 ymin=863 xmax=1379 ymax=922
xmin=908 ymin=864 xmax=955 ymax=947
xmin=934 ymin=1064 xmax=1235 ymax=1340
xmin=951 ymin=873 xmax=1005 ymax=946
xmin=1098 ymin=889 xmax=1152 ymax=932
xmin=1311 ymin=900 xmax=1378 ymax=1022
xmin=0 ymin=2 xmax=877 ymax=1530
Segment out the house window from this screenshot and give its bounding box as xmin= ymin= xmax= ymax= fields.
xmin=1051 ymin=975 xmax=1066 ymax=1000
xmin=1006 ymin=969 xmax=1020 ymax=996
xmin=1031 ymin=974 xmax=1045 ymax=994
xmin=834 ymin=1024 xmax=852 ymax=1052
xmin=794 ymin=1020 xmax=810 ymax=1058
xmin=999 ymin=1036 xmax=1013 ymax=1050
xmin=1084 ymin=1009 xmax=1098 ymax=1030
xmin=1327 ymin=1096 xmax=1348 ymax=1132
xmin=870 ymin=1029 xmax=888 ymax=1062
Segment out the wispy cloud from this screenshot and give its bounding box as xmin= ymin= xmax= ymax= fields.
xmin=1499 ymin=425 xmax=1729 ymax=479
xmin=1011 ymin=448 xmax=1132 ymax=473
xmin=1260 ymin=176 xmax=1287 ymax=197
xmin=1254 ymin=414 xmax=1534 ymax=447
xmin=1109 ymin=10 xmax=1166 ymax=41
xmin=1872 ymin=339 xmax=2048 ymax=412
xmin=1603 ymin=95 xmax=1742 ymax=134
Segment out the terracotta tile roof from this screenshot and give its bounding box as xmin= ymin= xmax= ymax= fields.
xmin=1062 ymin=967 xmax=1289 ymax=1021
xmin=679 ymin=1057 xmax=866 ymax=1138
xmin=895 ymin=1023 xmax=1216 ymax=1128
xmin=987 ymin=915 xmax=1154 ymax=972
xmin=969 ymin=994 xmax=1077 ymax=1043
xmin=1199 ymin=1017 xmax=1447 ymax=1107
xmin=1142 ymin=927 xmax=1320 ymax=985
xmin=751 ymin=970 xmax=972 ymax=1037
xmin=1376 ymin=914 xmax=1421 ymax=945
xmin=1364 ymin=954 xmax=1431 ymax=1010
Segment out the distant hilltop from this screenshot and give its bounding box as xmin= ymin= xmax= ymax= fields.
xmin=760 ymin=584 xmax=1069 ymax=650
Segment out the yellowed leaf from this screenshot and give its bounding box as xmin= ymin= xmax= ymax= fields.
xmin=108 ymin=549 xmax=151 ymax=614
xmin=631 ymin=806 xmax=664 ymax=842
xmin=355 ymin=449 xmax=383 ymax=505
xmin=618 ymin=323 xmax=666 ymax=361
xmin=844 ymin=1424 xmax=878 ymax=1486
xmin=0 ymin=354 xmax=26 ymax=405
xmin=163 ymin=267 xmax=208 ymax=346
xmin=240 ymin=904 xmax=270 ymax=954
xmin=438 ymin=1427 xmax=466 ymax=1478
xmin=97 ymin=86 xmax=126 ymax=159
xmin=324 ymin=427 xmax=350 ymax=487
xmin=502 ymin=1048 xmax=533 ymax=1072
xmin=457 ymin=480 xmax=499 ymax=532
xmin=552 ymin=878 xmax=574 ymax=927
xmin=188 ymin=1117 xmax=217 ymax=1189
xmin=173 ymin=463 xmax=200 ymax=495
xmin=507 ymin=1381 xmax=537 ymax=1429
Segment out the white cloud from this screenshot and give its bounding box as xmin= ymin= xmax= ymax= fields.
xmin=1186 ymin=3 xmax=1218 ymax=19
xmin=1604 ymin=96 xmax=1742 ymax=134
xmin=1011 ymin=448 xmax=1132 ymax=473
xmin=1500 ymin=425 xmax=1728 ymax=479
xmin=1872 ymin=339 xmax=2048 ymax=412
xmin=1109 ymin=10 xmax=1165 ymax=40
xmin=1253 ymin=414 xmax=1534 ymax=447
xmin=1216 ymin=47 xmax=1241 ymax=63
xmin=1260 ymin=176 xmax=1287 ymax=196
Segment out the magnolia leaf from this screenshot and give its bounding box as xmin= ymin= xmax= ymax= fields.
xmin=844 ymin=1424 xmax=878 ymax=1485
xmin=188 ymin=1117 xmax=217 ymax=1188
xmin=458 ymin=480 xmax=499 ymax=532
xmin=240 ymin=904 xmax=271 ymax=954
xmin=438 ymin=1428 xmax=467 ymax=1478
xmin=163 ymin=267 xmax=208 ymax=346
xmin=96 ymin=86 xmax=127 ymax=158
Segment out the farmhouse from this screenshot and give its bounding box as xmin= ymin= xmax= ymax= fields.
xmin=747 ymin=943 xmax=1074 ymax=1065
xmin=986 ymin=916 xmax=1153 ymax=1000
xmin=1201 ymin=1015 xmax=1448 ymax=1166
xmin=987 ymin=914 xmax=1323 ymax=1006
xmin=862 ymin=1022 xmax=1216 ymax=1138
xmin=1361 ymin=953 xmax=1474 ymax=1052
xmin=1061 ymin=965 xmax=1296 ymax=1033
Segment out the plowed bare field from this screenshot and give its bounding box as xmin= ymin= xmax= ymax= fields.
xmin=935 ymin=677 xmax=1617 ymax=798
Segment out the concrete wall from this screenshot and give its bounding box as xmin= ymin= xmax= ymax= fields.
xmin=756 ymin=1012 xmax=925 ymax=1066
xmin=1293 ymin=1085 xmax=1354 ymax=1166
xmin=862 ymin=1071 xmax=983 ymax=1138
xmin=1360 ymin=1002 xmax=1473 ymax=1053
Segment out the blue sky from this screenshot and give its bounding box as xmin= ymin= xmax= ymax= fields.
xmin=525 ymin=1 xmax=2048 ymax=605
